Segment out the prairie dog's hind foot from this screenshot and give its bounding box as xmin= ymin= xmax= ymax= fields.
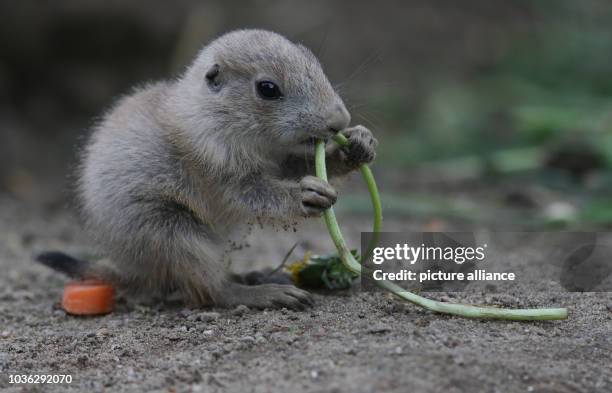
xmin=232 ymin=269 xmax=293 ymax=286
xmin=215 ymin=282 xmax=314 ymax=310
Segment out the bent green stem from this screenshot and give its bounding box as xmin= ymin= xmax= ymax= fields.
xmin=316 ymin=136 xmax=567 ymax=321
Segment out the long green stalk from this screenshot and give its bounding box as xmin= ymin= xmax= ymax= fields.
xmin=315 ymin=136 xmax=568 ymax=321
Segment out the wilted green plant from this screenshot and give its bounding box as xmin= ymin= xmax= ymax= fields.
xmin=314 ymin=133 xmax=568 ymax=321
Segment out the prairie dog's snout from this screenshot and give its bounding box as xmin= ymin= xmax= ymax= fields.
xmin=325 ymin=103 xmax=351 ymax=134
xmin=300 ymin=101 xmax=350 ymax=144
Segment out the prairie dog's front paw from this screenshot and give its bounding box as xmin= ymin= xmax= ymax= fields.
xmin=342 ymin=125 xmax=378 ymax=168
xmin=299 ymin=175 xmax=337 ymax=217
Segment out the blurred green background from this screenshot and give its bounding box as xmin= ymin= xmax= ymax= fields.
xmin=1 ymin=0 xmax=611 ymax=229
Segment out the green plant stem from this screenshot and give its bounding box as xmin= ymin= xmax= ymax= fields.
xmin=316 ymin=136 xmax=568 ymax=321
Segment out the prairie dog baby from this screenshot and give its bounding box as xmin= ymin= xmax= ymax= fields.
xmin=38 ymin=29 xmax=377 ymax=310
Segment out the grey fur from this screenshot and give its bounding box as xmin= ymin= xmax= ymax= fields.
xmin=77 ymin=29 xmax=377 ymax=309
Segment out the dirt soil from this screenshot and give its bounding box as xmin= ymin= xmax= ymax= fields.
xmin=0 ymin=195 xmax=610 ymax=393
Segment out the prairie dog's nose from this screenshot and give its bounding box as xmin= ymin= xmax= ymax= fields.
xmin=326 ymin=103 xmax=351 ymax=133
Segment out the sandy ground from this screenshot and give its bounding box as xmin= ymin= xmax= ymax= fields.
xmin=0 ymin=195 xmax=610 ymax=393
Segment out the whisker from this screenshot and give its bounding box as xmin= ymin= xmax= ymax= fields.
xmin=315 ymin=22 xmax=332 ymax=59
xmin=364 ymin=108 xmax=388 ymax=128
xmin=355 ymin=113 xmax=378 ymax=130
xmin=337 ymin=49 xmax=383 ymax=87
xmin=355 ymin=110 xmax=387 ymax=132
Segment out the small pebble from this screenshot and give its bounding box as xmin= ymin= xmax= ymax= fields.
xmin=231 ymin=305 xmax=249 ymax=316
xmin=96 ymin=328 xmax=110 ymax=337
xmin=198 ymin=312 xmax=221 ymax=322
xmin=366 ymin=324 xmax=391 ymax=334
xmin=240 ymin=336 xmax=255 ymax=344
xmin=254 ymin=334 xmax=267 ymax=344
xmin=345 ymin=347 xmax=357 ymax=355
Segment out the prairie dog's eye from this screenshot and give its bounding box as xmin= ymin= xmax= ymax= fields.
xmin=256 ymin=81 xmax=282 ymax=100
xmin=206 ymin=64 xmax=222 ymax=92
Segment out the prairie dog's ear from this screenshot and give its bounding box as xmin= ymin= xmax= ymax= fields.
xmin=205 ymin=63 xmax=222 ymax=92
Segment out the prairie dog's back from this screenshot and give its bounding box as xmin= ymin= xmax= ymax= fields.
xmin=79 ymin=83 xmax=175 ymax=229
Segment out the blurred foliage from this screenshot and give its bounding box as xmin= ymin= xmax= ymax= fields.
xmin=375 ymin=1 xmax=612 ymax=168
xmin=356 ymin=1 xmax=612 ymax=227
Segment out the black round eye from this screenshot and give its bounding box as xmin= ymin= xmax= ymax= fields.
xmin=256 ymin=81 xmax=282 ymax=100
